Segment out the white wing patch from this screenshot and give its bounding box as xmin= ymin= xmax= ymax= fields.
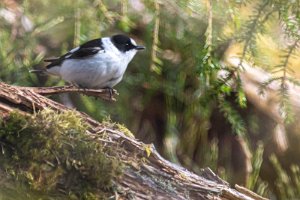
xmin=69 ymin=46 xmax=80 ymax=53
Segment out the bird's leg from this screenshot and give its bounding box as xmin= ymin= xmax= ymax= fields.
xmin=104 ymin=87 xmax=114 ymax=100
xmin=78 ymin=85 xmax=89 ymax=94
xmin=65 ymin=82 xmax=76 ymax=89
xmin=66 ymin=82 xmax=79 ymax=89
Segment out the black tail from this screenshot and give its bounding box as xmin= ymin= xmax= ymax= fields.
xmin=44 ymin=58 xmax=59 ymax=62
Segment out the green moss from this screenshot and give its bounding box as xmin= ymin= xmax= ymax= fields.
xmin=102 ymin=117 xmax=135 ymax=138
xmin=0 ymin=109 xmax=123 ymax=199
xmin=115 ymin=123 xmax=135 ymax=138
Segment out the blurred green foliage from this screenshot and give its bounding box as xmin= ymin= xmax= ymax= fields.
xmin=1 ymin=0 xmax=300 ymax=199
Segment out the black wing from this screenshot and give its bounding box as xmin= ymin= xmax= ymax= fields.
xmin=45 ymin=38 xmax=103 ymax=69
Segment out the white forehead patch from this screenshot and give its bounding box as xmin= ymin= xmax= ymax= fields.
xmin=130 ymin=38 xmax=137 ymax=46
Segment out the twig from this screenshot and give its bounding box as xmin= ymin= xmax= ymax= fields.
xmin=235 ymin=185 xmax=268 ymax=200
xmin=20 ymin=85 xmax=118 ymax=101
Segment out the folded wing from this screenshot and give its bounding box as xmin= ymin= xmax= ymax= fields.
xmin=45 ymin=38 xmax=104 ymax=69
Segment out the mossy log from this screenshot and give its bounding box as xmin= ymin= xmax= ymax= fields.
xmin=0 ymin=82 xmax=267 ymax=200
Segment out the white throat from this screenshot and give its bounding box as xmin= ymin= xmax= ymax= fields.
xmin=102 ymin=37 xmax=138 ymax=65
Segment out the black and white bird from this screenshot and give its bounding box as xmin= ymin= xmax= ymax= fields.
xmin=32 ymin=34 xmax=145 ymax=89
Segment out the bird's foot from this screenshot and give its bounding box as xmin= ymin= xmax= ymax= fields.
xmin=66 ymin=82 xmax=79 ymax=89
xmin=104 ymin=87 xmax=114 ymax=100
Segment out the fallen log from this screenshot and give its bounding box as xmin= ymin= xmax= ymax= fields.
xmin=0 ymin=82 xmax=266 ymax=200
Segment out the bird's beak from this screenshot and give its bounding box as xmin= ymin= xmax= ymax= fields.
xmin=135 ymin=45 xmax=145 ymax=50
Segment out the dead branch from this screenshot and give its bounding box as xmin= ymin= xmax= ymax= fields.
xmin=20 ymin=85 xmax=118 ymax=101
xmin=0 ymin=81 xmax=267 ymax=200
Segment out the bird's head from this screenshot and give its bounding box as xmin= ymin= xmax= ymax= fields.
xmin=111 ymin=34 xmax=145 ymax=57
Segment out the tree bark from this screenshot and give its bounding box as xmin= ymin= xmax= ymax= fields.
xmin=0 ymin=82 xmax=267 ymax=200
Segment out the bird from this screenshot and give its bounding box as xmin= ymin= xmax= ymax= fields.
xmin=31 ymin=34 xmax=145 ymax=90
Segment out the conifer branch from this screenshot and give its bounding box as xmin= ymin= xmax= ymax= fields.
xmin=239 ymin=1 xmax=271 ymax=66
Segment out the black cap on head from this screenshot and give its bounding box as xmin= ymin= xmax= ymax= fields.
xmin=111 ymin=34 xmax=145 ymax=52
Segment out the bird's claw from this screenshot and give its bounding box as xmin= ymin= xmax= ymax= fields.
xmin=106 ymin=87 xmax=114 ymax=100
